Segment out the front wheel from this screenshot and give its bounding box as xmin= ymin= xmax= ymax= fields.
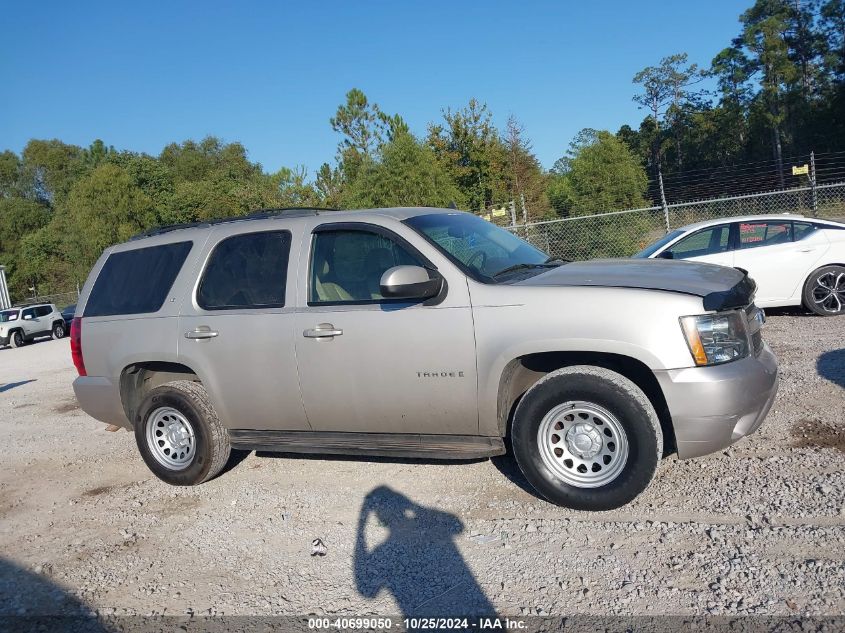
xmin=10 ymin=330 xmax=24 ymax=348
xmin=134 ymin=380 xmax=231 ymax=485
xmin=803 ymin=265 xmax=845 ymax=316
xmin=511 ymin=365 xmax=662 ymax=511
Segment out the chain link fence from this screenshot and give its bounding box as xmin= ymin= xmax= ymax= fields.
xmin=508 ymin=181 xmax=845 ymax=261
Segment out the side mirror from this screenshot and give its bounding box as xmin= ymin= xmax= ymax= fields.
xmin=23 ymin=314 xmax=33 ymax=320
xmin=380 ymin=265 xmax=442 ymax=300
xmin=658 ymin=250 xmax=674 ymax=260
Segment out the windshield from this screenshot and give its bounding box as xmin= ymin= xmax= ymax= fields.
xmin=405 ymin=213 xmax=555 ymax=282
xmin=0 ymin=310 xmax=20 ymax=323
xmin=633 ymin=229 xmax=685 ymax=258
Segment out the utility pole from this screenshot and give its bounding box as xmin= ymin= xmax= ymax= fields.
xmin=658 ymin=169 xmax=671 ymax=232
xmin=810 ymin=151 xmax=818 ymax=217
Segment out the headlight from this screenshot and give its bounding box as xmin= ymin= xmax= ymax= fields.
xmin=680 ymin=311 xmax=749 ymax=366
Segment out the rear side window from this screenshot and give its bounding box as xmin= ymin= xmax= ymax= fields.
xmin=85 ymin=242 xmax=193 ymax=317
xmin=198 ymin=231 xmax=291 ymax=310
xmin=794 ymin=222 xmax=817 ymax=240
xmin=738 ymin=222 xmax=792 ymax=249
xmin=35 ymin=306 xmax=52 ymax=317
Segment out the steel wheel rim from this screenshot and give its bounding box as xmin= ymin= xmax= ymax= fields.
xmin=537 ymin=401 xmax=629 ymax=488
xmin=145 ymin=407 xmax=195 ymax=470
xmin=812 ymin=271 xmax=845 ymax=313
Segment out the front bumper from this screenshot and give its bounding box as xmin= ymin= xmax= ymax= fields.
xmin=0 ymin=334 xmax=8 ymax=346
xmin=73 ymin=376 xmax=132 ymax=429
xmin=655 ymin=343 xmax=779 ymax=459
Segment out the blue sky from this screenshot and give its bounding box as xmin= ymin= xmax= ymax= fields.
xmin=1 ymin=1 xmax=749 ymax=176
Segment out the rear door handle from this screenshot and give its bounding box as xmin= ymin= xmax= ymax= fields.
xmin=184 ymin=326 xmax=219 ymax=340
xmin=798 ymin=248 xmax=817 ymax=253
xmin=303 ymin=323 xmax=343 ymax=339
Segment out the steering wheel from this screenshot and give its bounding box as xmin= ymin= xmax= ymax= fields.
xmin=466 ymin=250 xmax=488 ymax=272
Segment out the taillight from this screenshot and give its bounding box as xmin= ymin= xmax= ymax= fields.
xmin=70 ymin=317 xmax=86 ymax=376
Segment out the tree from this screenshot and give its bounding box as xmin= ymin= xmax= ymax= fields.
xmin=64 ymin=163 xmax=156 ymax=273
xmin=547 ymin=131 xmax=650 ymax=258
xmin=427 ymin=99 xmax=508 ymax=211
xmin=740 ymin=0 xmax=800 ymax=186
xmin=633 ymin=53 xmax=702 ymax=172
xmin=343 ymin=131 xmax=464 ymax=209
xmin=21 ymin=139 xmax=89 ymax=204
xmin=504 ymin=116 xmax=548 ymax=222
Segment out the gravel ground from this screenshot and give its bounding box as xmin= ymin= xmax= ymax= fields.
xmin=0 ymin=311 xmax=843 ymax=619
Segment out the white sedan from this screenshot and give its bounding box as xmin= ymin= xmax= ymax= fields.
xmin=634 ymin=214 xmax=845 ymax=315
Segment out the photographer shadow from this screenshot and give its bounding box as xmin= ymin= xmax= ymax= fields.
xmin=354 ymin=486 xmax=497 ymax=618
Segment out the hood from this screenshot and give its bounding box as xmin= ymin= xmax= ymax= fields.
xmin=517 ymin=259 xmax=755 ymax=311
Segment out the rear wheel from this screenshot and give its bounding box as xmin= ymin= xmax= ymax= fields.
xmin=134 ymin=380 xmax=231 ymax=485
xmin=52 ymin=322 xmax=66 ymax=339
xmin=803 ymin=265 xmax=845 ymax=316
xmin=10 ymin=330 xmax=24 ymax=348
xmin=511 ymin=365 xmax=662 ymax=511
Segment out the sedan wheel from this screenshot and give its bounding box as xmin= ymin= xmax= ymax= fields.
xmin=803 ymin=265 xmax=845 ymax=316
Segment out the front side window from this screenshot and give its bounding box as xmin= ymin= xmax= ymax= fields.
xmin=21 ymin=308 xmax=35 ymax=320
xmin=667 ymin=225 xmax=730 ymax=259
xmin=633 ymin=229 xmax=684 ymax=258
xmin=309 ymin=229 xmax=421 ymax=303
xmin=86 ymin=241 xmax=193 ymax=317
xmin=0 ymin=310 xmax=19 ymax=322
xmin=405 ymin=213 xmax=552 ymax=282
xmin=738 ymin=221 xmax=793 ymax=249
xmin=198 ymin=231 xmax=291 ymax=310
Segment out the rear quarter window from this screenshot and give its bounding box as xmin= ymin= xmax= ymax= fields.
xmin=85 ymin=241 xmax=193 ymax=317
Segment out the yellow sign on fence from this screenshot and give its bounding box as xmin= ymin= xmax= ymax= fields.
xmin=792 ymin=164 xmax=809 ymax=175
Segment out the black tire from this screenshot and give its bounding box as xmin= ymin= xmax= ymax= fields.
xmin=802 ymin=264 xmax=845 ymax=316
xmin=511 ymin=365 xmax=662 ymax=511
xmin=10 ymin=330 xmax=24 ymax=349
xmin=52 ymin=322 xmax=66 ymax=339
xmin=134 ymin=380 xmax=231 ymax=486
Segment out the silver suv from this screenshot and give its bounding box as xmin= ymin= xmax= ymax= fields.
xmin=71 ymin=208 xmax=778 ymax=510
xmin=0 ymin=303 xmax=67 ymax=348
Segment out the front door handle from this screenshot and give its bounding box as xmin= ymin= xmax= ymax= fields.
xmin=798 ymin=248 xmax=816 ymax=253
xmin=185 ymin=326 xmax=219 ymax=340
xmin=303 ymin=323 xmax=343 ymax=339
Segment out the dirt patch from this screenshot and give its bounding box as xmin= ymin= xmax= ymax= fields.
xmin=82 ymin=485 xmax=115 ymax=497
xmin=53 ymin=401 xmax=79 ymax=414
xmin=792 ymin=418 xmax=845 ymax=453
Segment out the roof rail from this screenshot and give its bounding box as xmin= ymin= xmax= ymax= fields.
xmin=129 ymin=207 xmax=340 ymax=241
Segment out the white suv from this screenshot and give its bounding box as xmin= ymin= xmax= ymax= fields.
xmin=0 ymin=303 xmax=67 ymax=348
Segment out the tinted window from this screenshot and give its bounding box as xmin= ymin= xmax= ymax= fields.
xmin=738 ymin=221 xmax=792 ymax=249
xmin=35 ymin=306 xmax=52 ymax=317
xmin=85 ymin=241 xmax=193 ymax=317
xmin=667 ymin=225 xmax=730 ymax=259
xmin=794 ymin=222 xmax=817 ymax=240
xmin=198 ymin=231 xmax=291 ymax=310
xmin=310 ymin=230 xmax=421 ymax=303
xmin=21 ymin=308 xmax=35 ymax=319
xmin=0 ymin=310 xmax=18 ymax=322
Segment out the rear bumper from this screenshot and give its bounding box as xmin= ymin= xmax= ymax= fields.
xmin=655 ymin=343 xmax=779 ymax=459
xmin=73 ymin=376 xmax=131 ymax=429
